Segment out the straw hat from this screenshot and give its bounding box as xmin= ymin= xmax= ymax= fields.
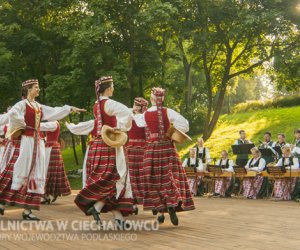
xmin=166 ymin=124 xmax=192 ymax=144
xmin=6 ymin=127 xmax=25 ymax=139
xmin=101 ymin=125 xmax=128 ymax=147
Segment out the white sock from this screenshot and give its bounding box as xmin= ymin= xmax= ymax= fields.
xmin=112 ymin=210 xmax=124 ymax=221
xmin=24 ymin=209 xmax=31 ymax=215
xmin=93 ymin=201 xmax=105 ymax=213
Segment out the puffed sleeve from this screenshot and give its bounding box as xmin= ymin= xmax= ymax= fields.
xmin=245 ymin=159 xmax=251 ymax=169
xmin=275 ymin=158 xmax=283 ymax=167
xmin=205 ymin=148 xmax=211 ymax=163
xmin=257 ymin=158 xmax=266 ymax=172
xmin=7 ymin=100 xmax=26 ymax=129
xmin=134 ymin=113 xmax=147 ymax=128
xmin=167 ymin=108 xmax=189 ymax=133
xmin=0 ymin=113 xmax=9 ymax=126
xmin=0 ymin=125 xmax=5 ymax=135
xmin=41 ymin=104 xmax=71 ymax=121
xmin=227 ymin=160 xmax=235 ymax=172
xmin=292 ymin=158 xmax=299 ymax=170
xmin=40 ymin=121 xmax=58 ymax=132
xmin=105 ymin=99 xmax=132 ymax=131
xmin=65 ymin=120 xmax=94 ymax=135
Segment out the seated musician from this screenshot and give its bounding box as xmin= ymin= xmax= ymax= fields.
xmin=243 ymin=147 xmax=266 ymax=199
xmin=212 ymin=150 xmax=234 ymax=198
xmin=259 ymin=132 xmax=276 ymax=164
xmin=234 ymin=130 xmax=252 ymax=166
xmin=182 ymin=148 xmax=203 ymax=196
xmin=195 ymin=137 xmax=211 ymax=169
xmin=272 ymin=145 xmax=299 ymax=201
xmin=291 ymin=129 xmax=300 ymax=161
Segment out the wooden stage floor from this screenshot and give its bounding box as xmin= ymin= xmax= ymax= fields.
xmin=0 ymin=191 xmax=300 ymax=250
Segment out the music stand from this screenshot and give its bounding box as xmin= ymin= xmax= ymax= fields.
xmin=231 ymin=144 xmax=255 ymax=155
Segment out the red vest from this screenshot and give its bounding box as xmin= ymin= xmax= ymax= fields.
xmin=128 ymin=119 xmax=145 ymax=140
xmin=144 ymin=108 xmax=170 ymax=140
xmin=23 ymin=103 xmax=43 ymax=137
xmin=46 ymin=122 xmax=60 ymax=145
xmin=93 ymin=99 xmax=117 ymax=128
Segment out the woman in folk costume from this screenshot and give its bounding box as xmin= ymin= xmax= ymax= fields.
xmin=273 ymin=145 xmax=299 ymax=200
xmin=243 ymin=147 xmax=266 ymax=199
xmin=74 ymin=76 xmax=133 ymax=227
xmin=182 ymin=148 xmax=204 ymax=196
xmin=125 ymin=97 xmax=148 ymax=214
xmin=65 ymin=119 xmax=96 ymax=188
xmin=0 ymin=79 xmax=85 ymax=220
xmin=195 ymin=137 xmax=211 ymax=167
xmin=212 ymin=150 xmax=234 ymax=198
xmin=138 ymin=87 xmax=195 ymax=226
xmin=40 ymin=121 xmax=71 ymax=204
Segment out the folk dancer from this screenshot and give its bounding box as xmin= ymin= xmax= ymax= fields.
xmin=0 ymin=79 xmax=85 ymax=220
xmin=40 ymin=121 xmax=71 ymax=204
xmin=138 ymin=87 xmax=195 ymax=226
xmin=125 ymin=97 xmax=148 ymax=214
xmin=74 ymin=76 xmax=134 ymax=228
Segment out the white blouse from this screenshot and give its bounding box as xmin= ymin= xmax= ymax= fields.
xmin=66 ymin=120 xmax=95 ymax=135
xmin=245 ymin=157 xmax=266 ymax=172
xmin=182 ymin=157 xmax=204 ymax=172
xmin=136 ymin=105 xmax=189 ymax=132
xmin=216 ymin=159 xmax=234 ymax=172
xmin=275 ymin=157 xmax=299 ymax=170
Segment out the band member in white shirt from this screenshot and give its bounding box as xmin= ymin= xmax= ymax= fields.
xmin=213 ymin=150 xmax=234 ymax=198
xmin=182 ymin=148 xmax=204 ymax=196
xmin=234 ymin=130 xmax=252 ymax=166
xmin=195 ymin=137 xmax=211 ymax=170
xmin=273 ymin=145 xmax=299 ymax=200
xmin=243 ymin=147 xmax=266 ymax=199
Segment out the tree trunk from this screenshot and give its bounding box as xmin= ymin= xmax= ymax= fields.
xmin=69 ymin=115 xmax=79 ymax=165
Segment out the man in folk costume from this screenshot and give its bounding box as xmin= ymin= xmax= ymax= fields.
xmin=273 ymin=145 xmax=299 ymax=201
xmin=259 ymin=132 xmax=276 ymax=164
xmin=125 ymin=97 xmax=148 ymax=214
xmin=212 ymin=150 xmax=234 ymax=198
xmin=182 ymin=148 xmax=204 ymax=196
xmin=243 ymin=147 xmax=266 ymax=199
xmin=65 ymin=119 xmax=96 ymax=188
xmin=0 ymin=79 xmax=85 ymax=220
xmin=195 ymin=137 xmax=211 ymax=168
xmin=40 ymin=121 xmax=71 ymax=204
xmin=138 ymin=87 xmax=195 ymax=226
xmin=234 ymin=130 xmax=252 ymax=166
xmin=74 ymin=76 xmax=134 ymax=228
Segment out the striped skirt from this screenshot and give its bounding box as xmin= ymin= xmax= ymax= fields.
xmin=215 ymin=177 xmax=232 ymax=196
xmin=143 ymin=139 xmax=195 ymax=212
xmin=0 ymin=139 xmax=42 ymax=210
xmin=74 ymin=138 xmax=133 ymax=216
xmin=45 ymin=143 xmax=71 ymax=197
xmin=126 ymin=139 xmax=146 ymax=205
xmin=273 ymin=178 xmax=297 ymax=200
xmin=243 ymin=176 xmax=264 ymax=199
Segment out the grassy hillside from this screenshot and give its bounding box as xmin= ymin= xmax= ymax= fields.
xmin=62 ymin=106 xmax=300 ymax=189
xmin=177 ymin=106 xmax=300 ymax=159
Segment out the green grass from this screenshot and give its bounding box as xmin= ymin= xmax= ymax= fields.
xmin=176 ymin=106 xmax=300 ymax=160
xmin=62 ymin=106 xmax=300 ymax=189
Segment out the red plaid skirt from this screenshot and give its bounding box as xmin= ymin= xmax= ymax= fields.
xmin=143 ymin=139 xmax=195 ymax=212
xmin=126 ymin=139 xmax=146 ymax=205
xmin=45 ymin=143 xmax=71 ymax=197
xmin=0 ymin=139 xmax=42 ymax=210
xmin=74 ymin=138 xmax=133 ymax=216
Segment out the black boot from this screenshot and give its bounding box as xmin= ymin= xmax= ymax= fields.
xmin=87 ymin=206 xmax=102 ymax=225
xmin=133 ymin=206 xmax=139 ymax=215
xmin=168 ymin=207 xmax=178 ymax=226
xmin=22 ymin=210 xmax=40 ymax=221
xmin=152 ymin=209 xmax=158 ymax=216
xmin=0 ymin=207 xmax=4 ymax=216
xmin=41 ymin=198 xmax=51 ymax=205
xmin=51 ymin=195 xmax=58 ymax=203
xmin=157 ymin=214 xmax=165 ymax=224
